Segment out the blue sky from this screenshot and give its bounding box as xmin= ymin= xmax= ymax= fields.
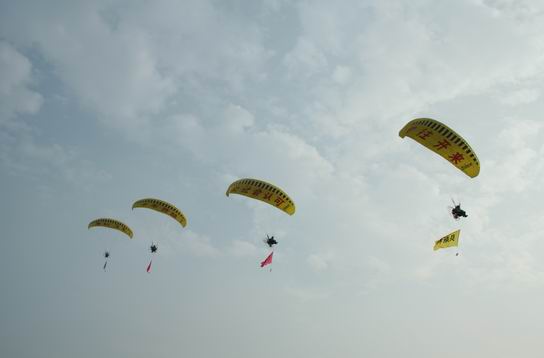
xmin=2 ymin=1 xmax=544 ymax=357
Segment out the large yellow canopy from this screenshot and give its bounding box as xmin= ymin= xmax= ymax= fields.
xmin=88 ymin=218 xmax=134 ymax=239
xmin=132 ymin=198 xmax=187 ymax=228
xmin=399 ymin=118 xmax=480 ymax=178
xmin=226 ymin=178 xmax=296 ymax=215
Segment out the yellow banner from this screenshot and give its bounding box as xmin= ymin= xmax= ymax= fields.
xmin=433 ymin=230 xmax=460 ymax=251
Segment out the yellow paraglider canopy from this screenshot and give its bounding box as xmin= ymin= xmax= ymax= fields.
xmin=399 ymin=118 xmax=480 ymax=178
xmin=132 ymin=198 xmax=187 ymax=228
xmin=88 ymin=218 xmax=134 ymax=238
xmin=226 ymin=178 xmax=296 ymax=215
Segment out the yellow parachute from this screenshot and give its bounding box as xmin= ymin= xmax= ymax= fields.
xmin=132 ymin=198 xmax=187 ymax=228
xmin=226 ymin=178 xmax=296 ymax=215
xmin=88 ymin=218 xmax=133 ymax=239
xmin=399 ymin=118 xmax=480 ymax=178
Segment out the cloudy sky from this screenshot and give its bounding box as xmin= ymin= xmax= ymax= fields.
xmin=2 ymin=0 xmax=544 ymax=357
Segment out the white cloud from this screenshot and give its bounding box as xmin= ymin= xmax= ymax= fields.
xmin=4 ymin=2 xmax=544 ymax=356
xmin=0 ymin=1 xmax=272 ymax=131
xmin=480 ymin=0 xmax=544 ymax=18
xmin=283 ymin=0 xmax=544 ymax=145
xmin=306 ymin=253 xmax=330 ymax=272
xmin=227 ymin=240 xmax=258 ymax=258
xmin=178 ymin=230 xmax=221 ymax=258
xmin=0 ymin=129 xmax=110 ymax=189
xmin=223 ymin=104 xmax=255 ymax=134
xmin=32 ymin=11 xmax=174 ymax=127
xmin=499 ymin=88 xmax=540 ymax=106
xmin=0 ymin=41 xmax=43 ymax=123
xmin=163 ymin=103 xmax=335 ymax=192
xmin=483 ymin=119 xmax=544 ymax=194
xmin=283 ymin=285 xmax=330 ymax=302
xmin=3 ymin=0 xmax=267 ymax=130
xmin=284 ymin=37 xmax=328 ymax=78
xmin=332 ymin=65 xmax=352 ymax=85
xmin=11 ymin=0 xmax=538 ymax=295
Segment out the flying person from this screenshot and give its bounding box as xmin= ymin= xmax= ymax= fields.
xmin=264 ymin=234 xmax=278 ymax=248
xmin=103 ymin=251 xmax=110 ymax=270
xmin=451 ymin=204 xmax=467 ymax=219
xmin=147 ymin=243 xmax=158 ymax=273
xmin=449 ymin=199 xmax=467 ymax=220
xmin=261 ymin=235 xmax=277 ymax=272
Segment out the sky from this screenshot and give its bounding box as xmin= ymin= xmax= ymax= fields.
xmin=2 ymin=0 xmax=544 ymax=357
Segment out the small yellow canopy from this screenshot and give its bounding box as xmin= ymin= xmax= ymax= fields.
xmin=88 ymin=218 xmax=134 ymax=239
xmin=226 ymin=178 xmax=296 ymax=215
xmin=399 ymin=118 xmax=480 ymax=178
xmin=132 ymin=198 xmax=187 ymax=228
